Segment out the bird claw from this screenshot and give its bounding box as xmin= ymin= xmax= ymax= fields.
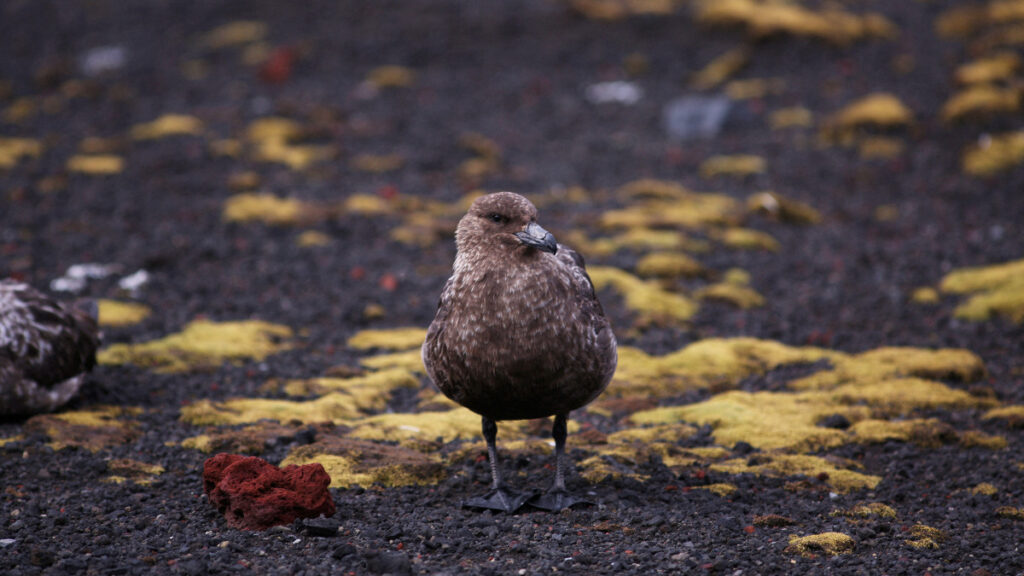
xmin=528 ymin=489 xmax=590 ymax=512
xmin=463 ymin=488 xmax=536 ymax=513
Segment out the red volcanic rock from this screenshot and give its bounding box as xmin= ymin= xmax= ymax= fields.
xmin=203 ymin=453 xmax=335 ymax=530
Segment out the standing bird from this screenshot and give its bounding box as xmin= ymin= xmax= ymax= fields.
xmin=0 ymin=280 xmax=100 ymax=418
xmin=422 ymin=192 xmax=617 ymax=512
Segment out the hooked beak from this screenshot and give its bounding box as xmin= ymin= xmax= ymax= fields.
xmin=514 ymin=222 xmax=558 ymax=254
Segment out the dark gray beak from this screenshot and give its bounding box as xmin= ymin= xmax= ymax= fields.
xmin=514 ymin=222 xmax=558 ymax=254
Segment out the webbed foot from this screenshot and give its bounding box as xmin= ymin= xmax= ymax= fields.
xmin=528 ymin=489 xmax=590 ymax=512
xmin=463 ymin=488 xmax=536 ymax=513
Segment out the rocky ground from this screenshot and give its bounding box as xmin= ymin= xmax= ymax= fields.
xmin=2 ymin=0 xmax=1024 ymax=574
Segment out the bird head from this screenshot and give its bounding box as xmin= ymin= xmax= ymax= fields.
xmin=456 ymin=192 xmax=558 ymax=256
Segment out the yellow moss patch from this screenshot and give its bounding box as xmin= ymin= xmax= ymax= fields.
xmin=831 ymin=502 xmax=897 ymax=519
xmin=360 ymin=349 xmax=427 ymax=374
xmin=296 ymin=230 xmax=331 ymax=247
xmin=941 ymin=257 xmax=1024 ymax=294
xmin=347 ymin=327 xmax=427 ymax=351
xmin=222 ymin=193 xmax=311 ymax=225
xmin=788 ymin=346 xmax=987 ymax=390
xmin=690 ymin=47 xmax=749 ymax=90
xmin=956 ymin=53 xmax=1021 ymax=84
xmin=606 ymin=423 xmax=698 ymax=444
xmin=283 ymin=437 xmax=444 ymax=488
xmin=601 ymin=183 xmax=743 ymax=230
xmin=130 ymin=114 xmax=204 ymax=140
xmin=859 ymin=136 xmax=905 ymax=160
xmin=698 ymin=483 xmax=737 ymax=497
xmin=103 ymin=458 xmax=164 ymax=485
xmin=971 ymin=482 xmax=999 ymax=496
xmin=200 ymin=21 xmax=267 ymax=49
xmin=181 ymin=392 xmax=372 ymax=427
xmin=67 ymin=154 xmax=124 ymax=175
xmin=959 ymin=430 xmax=1008 ymax=449
xmin=963 ymin=131 xmax=1024 ymax=176
xmin=785 ymin=532 xmax=855 ymax=557
xmin=699 ymin=155 xmax=765 ymax=179
xmin=697 ymin=0 xmax=895 ymax=44
xmin=209 ymin=138 xmax=242 ymax=158
xmin=350 ymin=153 xmax=404 ymax=173
xmin=579 ymin=454 xmax=640 ymax=483
xmin=588 ymin=266 xmax=698 ymax=324
xmin=0 ymin=137 xmax=42 ymax=169
xmin=939 ymin=257 xmax=1024 ymax=322
xmin=996 ymin=506 xmax=1024 ymax=520
xmin=343 ymin=194 xmax=393 ymax=215
xmin=827 ymin=93 xmax=913 ymax=133
xmin=635 ymin=365 xmax=988 ymax=455
xmin=346 ymin=409 xmax=530 ymax=446
xmin=282 ymin=368 xmax=419 ymax=401
xmin=849 ymin=418 xmax=956 ymax=448
xmin=747 ymin=191 xmax=822 ymax=225
xmin=715 ymin=227 xmax=779 ymax=251
xmin=637 ymin=391 xmax=854 ymax=453
xmin=942 ymin=85 xmax=1020 ymax=122
xmin=635 ymin=252 xmax=704 ymax=278
xmin=447 ymin=438 xmax=554 ymax=465
xmin=617 ymin=178 xmax=692 ymax=201
xmin=97 ymin=300 xmax=151 ymax=327
xmin=24 ymin=406 xmax=142 ymax=452
xmin=567 ymin=0 xmax=679 ymax=20
xmin=180 ymin=422 xmax=301 ymax=454
xmin=911 ymin=287 xmax=940 ymax=304
xmin=0 ymin=435 xmax=23 ymax=447
xmin=905 ymin=524 xmax=946 ymax=549
xmin=98 ymin=319 xmax=293 ymax=373
xmin=366 ymin=66 xmax=415 ymax=88
xmin=725 ymin=77 xmax=785 ymax=100
xmin=695 ymin=282 xmax=765 ymax=309
xmin=563 ymin=228 xmax=707 ymax=257
xmin=984 ymin=405 xmax=1024 ymax=427
xmin=613 ymin=338 xmax=837 ymax=398
xmin=832 ymin=378 xmax=987 ymax=414
xmin=246 ymin=117 xmax=332 ymax=170
xmin=770 ymin=107 xmax=813 ymax=130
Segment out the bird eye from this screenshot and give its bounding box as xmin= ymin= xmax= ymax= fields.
xmin=487 ymin=213 xmax=506 ymax=224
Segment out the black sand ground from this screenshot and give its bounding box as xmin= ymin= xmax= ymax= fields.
xmin=2 ymin=1 xmax=1024 ymax=574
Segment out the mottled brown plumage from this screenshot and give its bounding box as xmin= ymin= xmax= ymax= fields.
xmin=422 ymin=192 xmax=617 ymax=511
xmin=0 ymin=280 xmax=99 ymax=418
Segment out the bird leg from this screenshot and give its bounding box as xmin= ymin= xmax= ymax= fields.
xmin=529 ymin=414 xmax=589 ymax=511
xmin=463 ymin=416 xmax=533 ymax=513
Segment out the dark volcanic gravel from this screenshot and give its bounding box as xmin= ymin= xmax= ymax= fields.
xmin=3 ymin=1 xmax=1024 ymax=574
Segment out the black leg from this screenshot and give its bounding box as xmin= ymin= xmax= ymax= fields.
xmin=529 ymin=414 xmax=589 ymax=511
xmin=463 ymin=416 xmax=533 ymax=513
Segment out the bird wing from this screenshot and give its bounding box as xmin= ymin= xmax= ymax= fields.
xmin=0 ymin=282 xmax=99 ymax=389
xmin=422 ymin=276 xmax=455 ymax=378
xmin=554 ymin=244 xmax=603 ymax=315
xmin=554 ymin=243 xmax=618 ymax=390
